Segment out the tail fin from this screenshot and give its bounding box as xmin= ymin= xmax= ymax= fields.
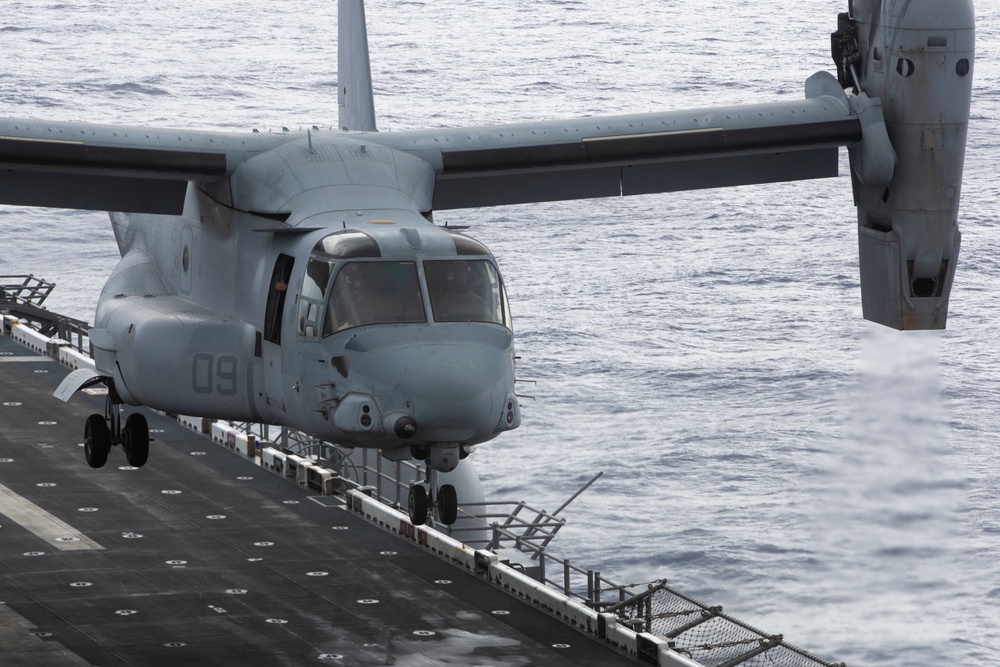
xmin=338 ymin=0 xmax=377 ymax=132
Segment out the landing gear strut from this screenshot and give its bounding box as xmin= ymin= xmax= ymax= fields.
xmin=84 ymin=395 xmax=149 ymax=469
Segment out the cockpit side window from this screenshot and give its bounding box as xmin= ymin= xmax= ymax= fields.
xmin=425 ymin=259 xmax=509 ymax=328
xmin=298 ymin=257 xmax=335 ymax=337
xmin=323 ymin=261 xmax=425 ymax=335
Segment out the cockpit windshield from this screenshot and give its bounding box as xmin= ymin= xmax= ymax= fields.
xmin=323 ymin=261 xmax=425 ymax=335
xmin=425 ymin=259 xmax=509 ymax=327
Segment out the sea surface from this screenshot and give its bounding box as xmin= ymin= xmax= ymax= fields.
xmin=1 ymin=1 xmax=998 ymax=665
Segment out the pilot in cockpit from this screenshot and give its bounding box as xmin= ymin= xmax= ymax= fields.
xmin=431 ymin=261 xmax=488 ymax=322
xmin=340 ymin=263 xmax=371 ymax=327
xmin=330 ymin=262 xmax=420 ymax=331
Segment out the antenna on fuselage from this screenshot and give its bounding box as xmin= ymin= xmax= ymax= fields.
xmin=338 ymin=0 xmax=377 ymax=132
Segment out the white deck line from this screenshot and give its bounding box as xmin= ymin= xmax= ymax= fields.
xmin=0 ymin=484 xmax=103 ymax=551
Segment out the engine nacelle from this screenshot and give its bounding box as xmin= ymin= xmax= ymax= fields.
xmin=847 ymin=0 xmax=975 ymax=329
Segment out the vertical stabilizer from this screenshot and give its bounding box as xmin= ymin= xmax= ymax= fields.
xmin=338 ymin=0 xmax=377 ymax=132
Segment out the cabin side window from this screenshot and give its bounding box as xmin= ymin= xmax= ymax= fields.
xmin=323 ymin=261 xmax=425 ymax=335
xmin=298 ymin=257 xmax=335 ymax=337
xmin=425 ymin=259 xmax=509 ymax=328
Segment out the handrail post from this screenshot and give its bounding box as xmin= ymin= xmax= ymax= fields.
xmin=395 ymin=460 xmax=402 ymax=506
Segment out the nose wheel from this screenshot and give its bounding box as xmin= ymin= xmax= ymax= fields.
xmin=407 ymin=480 xmax=459 ymax=526
xmin=437 ymin=484 xmax=458 ymax=525
xmin=407 ymin=485 xmax=429 ymax=525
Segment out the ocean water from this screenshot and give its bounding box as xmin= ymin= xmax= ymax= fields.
xmin=1 ymin=1 xmax=998 ymax=665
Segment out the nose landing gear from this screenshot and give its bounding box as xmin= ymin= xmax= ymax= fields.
xmin=407 ymin=479 xmax=459 ymax=526
xmin=407 ymin=444 xmax=463 ymax=526
xmin=83 ymin=396 xmax=150 ymax=469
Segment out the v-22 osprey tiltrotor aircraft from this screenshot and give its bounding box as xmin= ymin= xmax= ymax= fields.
xmin=0 ymin=0 xmax=975 ymax=525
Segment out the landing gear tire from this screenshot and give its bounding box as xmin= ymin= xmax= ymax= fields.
xmin=123 ymin=413 xmax=149 ymax=467
xmin=438 ymin=484 xmax=458 ymax=526
xmin=84 ymin=414 xmax=110 ymax=469
xmin=408 ymin=485 xmax=429 ymax=525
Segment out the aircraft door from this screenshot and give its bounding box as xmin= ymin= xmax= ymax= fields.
xmin=264 ymin=254 xmax=294 ymax=344
xmin=263 ymin=254 xmax=294 ymax=412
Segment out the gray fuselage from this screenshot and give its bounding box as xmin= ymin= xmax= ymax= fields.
xmin=90 ymin=134 xmax=521 ymax=469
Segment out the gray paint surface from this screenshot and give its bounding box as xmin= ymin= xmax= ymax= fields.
xmin=0 ymin=0 xmax=978 ymax=474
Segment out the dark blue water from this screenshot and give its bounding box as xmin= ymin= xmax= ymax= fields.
xmin=0 ymin=1 xmax=997 ymax=664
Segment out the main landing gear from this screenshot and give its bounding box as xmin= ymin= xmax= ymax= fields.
xmin=407 ymin=481 xmax=458 ymax=527
xmin=84 ymin=397 xmax=149 ymax=469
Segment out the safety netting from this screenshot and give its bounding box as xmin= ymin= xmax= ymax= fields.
xmin=607 ymin=581 xmax=846 ymax=667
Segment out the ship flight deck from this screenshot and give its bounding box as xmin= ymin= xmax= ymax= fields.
xmin=0 ymin=331 xmax=641 ymax=666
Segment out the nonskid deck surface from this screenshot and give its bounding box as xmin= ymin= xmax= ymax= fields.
xmin=0 ymin=334 xmax=637 ymax=666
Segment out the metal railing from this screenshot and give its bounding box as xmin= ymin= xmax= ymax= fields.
xmin=0 ymin=275 xmax=89 ymax=351
xmin=0 ymin=274 xmax=55 ymax=306
xmin=345 ymin=446 xmax=423 ymax=509
xmin=232 ymin=428 xmax=846 ymax=667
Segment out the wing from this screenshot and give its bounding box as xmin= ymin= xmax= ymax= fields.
xmin=0 ymin=77 xmax=862 ymax=215
xmin=365 ymin=84 xmax=863 ymax=210
xmin=0 ymin=120 xmax=293 ymax=214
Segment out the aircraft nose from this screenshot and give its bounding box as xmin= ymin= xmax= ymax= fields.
xmin=387 ymin=342 xmax=507 ymax=442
